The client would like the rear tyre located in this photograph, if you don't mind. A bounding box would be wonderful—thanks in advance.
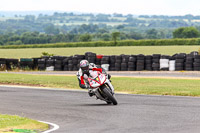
[102,86,118,105]
[106,101,112,104]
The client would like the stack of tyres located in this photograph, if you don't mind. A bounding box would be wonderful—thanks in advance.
[46,59,55,67]
[190,51,198,57]
[85,52,96,64]
[52,56,67,60]
[101,56,110,64]
[73,55,85,71]
[6,59,19,70]
[63,57,69,71]
[54,59,63,71]
[42,56,50,60]
[53,56,67,71]
[185,54,194,71]
[20,58,34,70]
[193,55,200,71]
[33,58,41,69]
[38,59,46,70]
[109,55,116,71]
[0,58,6,70]
[136,54,145,71]
[160,55,170,71]
[101,56,110,71]
[77,54,85,64]
[121,55,129,71]
[145,55,152,71]
[72,56,78,71]
[46,58,55,71]
[0,58,6,65]
[128,55,136,71]
[169,54,176,71]
[115,55,122,71]
[67,56,73,71]
[175,53,186,71]
[63,56,72,71]
[152,54,160,71]
[169,60,175,71]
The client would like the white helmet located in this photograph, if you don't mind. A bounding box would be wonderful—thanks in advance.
[79,60,89,72]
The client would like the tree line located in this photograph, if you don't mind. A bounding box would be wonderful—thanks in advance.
[0,26,199,45]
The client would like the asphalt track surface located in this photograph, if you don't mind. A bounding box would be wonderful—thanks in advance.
[1,85,200,133]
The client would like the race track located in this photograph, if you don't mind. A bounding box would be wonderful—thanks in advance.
[0,85,200,133]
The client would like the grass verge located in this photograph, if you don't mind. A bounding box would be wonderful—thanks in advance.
[0,46,199,58]
[0,73,200,97]
[0,114,48,133]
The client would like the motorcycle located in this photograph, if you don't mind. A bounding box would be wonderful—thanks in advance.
[87,71,118,105]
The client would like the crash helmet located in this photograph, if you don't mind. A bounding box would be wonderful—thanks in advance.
[79,60,89,73]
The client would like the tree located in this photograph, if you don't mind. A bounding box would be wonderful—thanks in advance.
[173,27,200,38]
[128,32,144,40]
[116,25,124,29]
[79,34,92,42]
[44,25,60,35]
[112,32,120,44]
[0,40,3,45]
[101,33,111,41]
[146,29,158,39]
[24,15,35,21]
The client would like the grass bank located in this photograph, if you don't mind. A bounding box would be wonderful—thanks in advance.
[0,73,200,97]
[0,46,199,58]
[0,114,48,132]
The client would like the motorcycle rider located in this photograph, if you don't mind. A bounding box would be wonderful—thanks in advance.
[76,60,111,96]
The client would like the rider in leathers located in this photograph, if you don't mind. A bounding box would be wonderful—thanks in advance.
[76,60,111,96]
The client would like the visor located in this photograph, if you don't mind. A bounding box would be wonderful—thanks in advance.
[81,66,89,71]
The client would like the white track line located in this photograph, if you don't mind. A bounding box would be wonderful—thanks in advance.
[39,121,59,133]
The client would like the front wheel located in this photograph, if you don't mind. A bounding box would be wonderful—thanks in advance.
[102,86,118,105]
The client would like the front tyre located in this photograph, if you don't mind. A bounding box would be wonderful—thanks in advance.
[102,86,118,105]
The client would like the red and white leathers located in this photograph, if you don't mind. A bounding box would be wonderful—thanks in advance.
[76,63,104,89]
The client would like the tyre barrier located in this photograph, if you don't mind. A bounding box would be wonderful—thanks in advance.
[0,58,7,71]
[20,58,34,70]
[1,51,200,71]
[169,60,175,71]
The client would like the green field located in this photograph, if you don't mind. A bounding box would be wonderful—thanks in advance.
[1,73,200,97]
[0,114,48,132]
[0,46,199,58]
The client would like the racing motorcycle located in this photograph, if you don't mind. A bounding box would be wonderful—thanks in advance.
[87,71,118,105]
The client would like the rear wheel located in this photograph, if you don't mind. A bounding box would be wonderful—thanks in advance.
[102,86,118,105]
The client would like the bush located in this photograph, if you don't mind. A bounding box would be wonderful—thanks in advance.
[0,38,200,49]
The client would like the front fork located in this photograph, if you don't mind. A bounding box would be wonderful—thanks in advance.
[105,79,115,94]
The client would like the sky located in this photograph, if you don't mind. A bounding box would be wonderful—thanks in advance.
[0,0,200,16]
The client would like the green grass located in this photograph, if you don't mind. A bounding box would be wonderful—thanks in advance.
[0,73,78,89]
[113,77,200,96]
[0,114,48,132]
[0,45,199,58]
[1,73,200,97]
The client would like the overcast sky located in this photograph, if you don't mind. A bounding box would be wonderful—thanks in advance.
[0,0,200,16]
